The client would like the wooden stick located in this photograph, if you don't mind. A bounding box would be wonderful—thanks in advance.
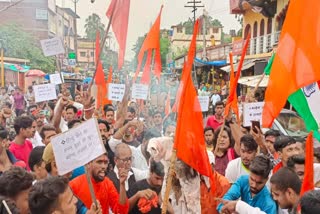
[161,149,177,214]
[84,165,97,206]
[2,200,12,214]
[252,73,266,99]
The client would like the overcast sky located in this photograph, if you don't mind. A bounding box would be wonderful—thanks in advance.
[58,0,241,60]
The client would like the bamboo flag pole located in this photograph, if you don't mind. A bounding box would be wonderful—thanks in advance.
[251,73,266,99]
[84,165,97,206]
[161,149,177,214]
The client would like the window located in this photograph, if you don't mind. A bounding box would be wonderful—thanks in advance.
[90,52,94,57]
[177,26,182,33]
[212,28,219,34]
[80,52,86,57]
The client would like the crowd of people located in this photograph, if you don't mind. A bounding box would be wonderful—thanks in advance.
[0,80,319,214]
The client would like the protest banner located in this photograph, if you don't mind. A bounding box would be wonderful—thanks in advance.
[40,37,65,57]
[108,83,125,101]
[33,84,57,103]
[49,73,64,85]
[132,83,149,100]
[243,102,265,127]
[50,118,106,175]
[198,96,210,112]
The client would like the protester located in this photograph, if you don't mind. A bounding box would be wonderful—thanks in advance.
[300,190,320,214]
[127,160,166,214]
[28,146,48,180]
[225,134,258,183]
[65,105,79,123]
[273,136,300,173]
[204,126,214,151]
[0,167,34,214]
[70,154,129,214]
[104,106,115,125]
[217,155,276,213]
[13,87,25,117]
[206,101,224,129]
[152,111,163,134]
[163,121,176,137]
[264,129,281,165]
[28,176,78,214]
[210,89,221,107]
[9,116,35,170]
[270,167,301,213]
[97,119,114,170]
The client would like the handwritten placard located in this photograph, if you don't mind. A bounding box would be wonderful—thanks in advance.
[51,118,106,175]
[132,84,149,100]
[40,37,65,57]
[49,73,64,85]
[243,102,265,127]
[108,83,125,101]
[198,96,210,112]
[33,84,57,103]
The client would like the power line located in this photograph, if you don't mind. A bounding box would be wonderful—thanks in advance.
[0,0,24,13]
[184,0,204,23]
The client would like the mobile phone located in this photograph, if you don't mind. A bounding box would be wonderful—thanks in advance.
[251,121,260,133]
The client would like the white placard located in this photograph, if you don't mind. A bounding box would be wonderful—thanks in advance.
[198,96,210,112]
[108,83,125,101]
[243,102,265,127]
[49,73,64,85]
[33,84,57,103]
[40,37,65,57]
[51,118,106,175]
[132,84,149,100]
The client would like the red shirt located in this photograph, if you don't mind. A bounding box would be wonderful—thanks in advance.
[9,139,33,171]
[273,162,283,174]
[206,115,223,130]
[70,174,129,214]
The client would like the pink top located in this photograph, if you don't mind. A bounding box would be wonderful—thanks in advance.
[13,93,24,110]
[9,139,33,171]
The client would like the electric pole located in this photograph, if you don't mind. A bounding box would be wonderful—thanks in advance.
[184,0,204,24]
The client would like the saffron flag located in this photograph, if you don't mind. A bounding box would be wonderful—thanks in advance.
[133,6,163,84]
[106,0,130,70]
[300,132,314,196]
[262,0,320,128]
[174,19,211,177]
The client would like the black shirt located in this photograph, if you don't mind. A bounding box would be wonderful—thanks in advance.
[127,179,162,214]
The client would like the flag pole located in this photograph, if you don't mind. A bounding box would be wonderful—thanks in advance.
[90,0,117,88]
[251,73,266,100]
[161,149,177,214]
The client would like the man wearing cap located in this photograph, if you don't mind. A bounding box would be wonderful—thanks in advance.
[272,136,300,174]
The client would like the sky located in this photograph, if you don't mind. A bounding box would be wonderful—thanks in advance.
[58,0,241,60]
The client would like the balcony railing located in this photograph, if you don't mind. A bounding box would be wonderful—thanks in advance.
[248,31,281,55]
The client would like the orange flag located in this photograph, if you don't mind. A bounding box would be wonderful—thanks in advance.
[262,0,320,127]
[224,34,250,119]
[174,19,211,177]
[224,52,239,121]
[300,132,314,196]
[165,93,171,116]
[133,6,163,83]
[106,0,130,70]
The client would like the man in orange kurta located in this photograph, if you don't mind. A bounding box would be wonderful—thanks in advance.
[70,154,129,214]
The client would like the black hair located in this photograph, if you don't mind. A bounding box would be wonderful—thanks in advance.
[127,106,136,114]
[270,167,301,194]
[0,167,34,198]
[67,119,82,129]
[274,136,296,152]
[152,111,162,117]
[97,119,110,132]
[4,102,12,109]
[150,159,165,177]
[300,190,320,214]
[0,126,8,140]
[13,116,34,135]
[143,128,162,142]
[204,126,214,134]
[103,104,114,113]
[264,129,281,138]
[249,155,273,179]
[65,105,78,114]
[27,105,38,114]
[28,146,45,172]
[29,176,70,214]
[163,121,176,134]
[240,134,258,152]
[213,126,235,150]
[287,155,305,169]
[39,125,56,139]
[215,101,224,107]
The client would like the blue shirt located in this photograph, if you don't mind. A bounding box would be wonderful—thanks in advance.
[217,175,276,214]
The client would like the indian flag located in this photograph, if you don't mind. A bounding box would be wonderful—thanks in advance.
[288,82,320,141]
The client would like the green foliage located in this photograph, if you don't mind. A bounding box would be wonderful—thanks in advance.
[84,13,106,40]
[160,36,170,67]
[0,24,55,73]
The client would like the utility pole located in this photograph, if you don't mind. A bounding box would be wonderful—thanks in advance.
[71,0,79,66]
[202,9,207,60]
[184,0,204,24]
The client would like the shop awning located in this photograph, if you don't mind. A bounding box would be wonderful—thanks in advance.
[194,58,227,67]
[220,59,256,73]
[238,74,269,87]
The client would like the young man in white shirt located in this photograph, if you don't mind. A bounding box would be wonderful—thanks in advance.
[225,134,258,183]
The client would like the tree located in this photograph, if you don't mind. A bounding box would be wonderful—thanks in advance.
[0,24,55,72]
[84,13,105,41]
[160,36,170,67]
